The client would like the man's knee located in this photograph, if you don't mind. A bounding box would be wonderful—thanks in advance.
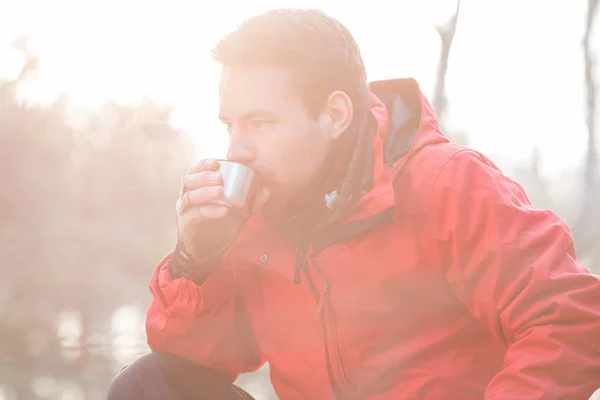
[107,352,254,400]
[107,353,165,399]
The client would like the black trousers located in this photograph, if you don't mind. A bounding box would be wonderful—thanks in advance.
[107,352,256,400]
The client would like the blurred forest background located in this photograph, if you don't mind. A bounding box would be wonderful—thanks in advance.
[1,1,599,399]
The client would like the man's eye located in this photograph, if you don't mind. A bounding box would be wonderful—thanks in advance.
[249,120,269,130]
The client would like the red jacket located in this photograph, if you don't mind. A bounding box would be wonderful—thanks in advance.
[146,79,600,399]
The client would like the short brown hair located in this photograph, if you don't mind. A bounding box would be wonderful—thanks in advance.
[212,9,370,117]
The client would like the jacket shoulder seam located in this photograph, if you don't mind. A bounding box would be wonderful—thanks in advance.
[425,147,475,209]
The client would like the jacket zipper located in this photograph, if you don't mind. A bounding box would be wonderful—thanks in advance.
[315,277,328,318]
[317,277,352,395]
[295,250,352,395]
[294,246,307,284]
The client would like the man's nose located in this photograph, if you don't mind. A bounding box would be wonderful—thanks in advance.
[226,129,255,165]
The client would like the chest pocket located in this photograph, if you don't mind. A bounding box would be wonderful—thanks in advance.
[309,214,463,386]
[312,217,443,324]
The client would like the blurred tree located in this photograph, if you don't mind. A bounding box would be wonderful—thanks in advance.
[432,0,460,123]
[0,37,195,398]
[572,0,600,272]
[431,0,469,146]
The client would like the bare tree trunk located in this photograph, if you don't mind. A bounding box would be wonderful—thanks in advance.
[583,0,598,193]
[433,0,462,126]
[575,0,599,270]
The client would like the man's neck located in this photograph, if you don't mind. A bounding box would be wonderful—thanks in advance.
[267,108,372,241]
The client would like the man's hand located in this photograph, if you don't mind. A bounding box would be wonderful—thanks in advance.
[176,159,269,262]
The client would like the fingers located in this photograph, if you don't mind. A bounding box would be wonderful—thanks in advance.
[180,159,220,196]
[184,170,223,190]
[179,185,224,213]
[188,158,219,174]
[176,159,232,242]
[198,204,229,219]
[177,205,229,234]
[177,159,272,236]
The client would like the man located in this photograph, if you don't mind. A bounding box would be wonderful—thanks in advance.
[108,8,600,400]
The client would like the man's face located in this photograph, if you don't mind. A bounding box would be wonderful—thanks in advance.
[218,65,333,213]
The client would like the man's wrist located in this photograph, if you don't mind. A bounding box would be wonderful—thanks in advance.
[168,240,191,278]
[168,239,229,284]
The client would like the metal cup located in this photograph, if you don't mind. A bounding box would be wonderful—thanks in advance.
[213,160,261,211]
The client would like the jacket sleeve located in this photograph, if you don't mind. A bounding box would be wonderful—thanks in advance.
[145,251,264,382]
[430,149,600,399]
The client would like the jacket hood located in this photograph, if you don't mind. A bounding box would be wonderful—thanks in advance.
[232,78,449,262]
[294,77,450,237]
[327,78,449,225]
[366,78,448,191]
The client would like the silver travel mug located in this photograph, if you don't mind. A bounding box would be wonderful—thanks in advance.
[213,160,262,212]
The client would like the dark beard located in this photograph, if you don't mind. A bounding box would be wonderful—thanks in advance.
[264,108,375,243]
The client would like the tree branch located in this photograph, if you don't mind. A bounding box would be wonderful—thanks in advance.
[433,0,462,125]
[575,0,600,270]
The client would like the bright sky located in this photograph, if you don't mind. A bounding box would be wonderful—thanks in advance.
[1,0,597,179]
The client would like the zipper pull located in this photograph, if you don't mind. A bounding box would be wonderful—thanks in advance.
[316,278,330,319]
[294,248,305,284]
[323,277,330,292]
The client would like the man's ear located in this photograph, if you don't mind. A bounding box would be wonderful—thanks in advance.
[319,91,354,140]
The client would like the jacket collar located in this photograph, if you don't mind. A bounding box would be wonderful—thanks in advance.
[230,78,448,266]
